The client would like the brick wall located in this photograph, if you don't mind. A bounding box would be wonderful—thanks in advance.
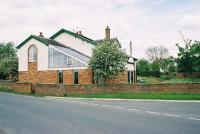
[65,83,200,95]
[19,63,96,84]
[0,80,31,93]
[63,70,74,84]
[107,71,128,84]
[79,69,93,84]
[34,84,65,96]
[176,72,200,78]
[19,62,58,83]
[19,63,129,85]
[1,80,200,96]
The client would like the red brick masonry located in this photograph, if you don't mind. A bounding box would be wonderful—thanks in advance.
[18,62,128,84]
[1,80,200,96]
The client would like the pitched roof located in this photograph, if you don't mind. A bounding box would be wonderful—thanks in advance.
[49,28,97,45]
[16,34,90,61]
[16,35,67,49]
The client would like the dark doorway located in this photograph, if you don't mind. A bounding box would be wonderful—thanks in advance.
[58,70,63,83]
[74,70,79,84]
[128,71,133,84]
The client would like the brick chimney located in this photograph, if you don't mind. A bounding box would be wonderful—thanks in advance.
[78,31,82,35]
[39,32,44,37]
[76,31,82,35]
[105,26,110,40]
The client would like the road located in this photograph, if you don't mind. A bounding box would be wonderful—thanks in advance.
[0,92,200,134]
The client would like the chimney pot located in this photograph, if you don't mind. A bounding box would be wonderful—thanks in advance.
[39,32,44,37]
[105,26,110,40]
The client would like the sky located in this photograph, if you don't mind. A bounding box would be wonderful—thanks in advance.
[0,0,200,58]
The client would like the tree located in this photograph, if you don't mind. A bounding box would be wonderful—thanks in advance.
[161,57,177,74]
[0,42,18,80]
[176,40,200,73]
[146,45,174,74]
[88,40,127,84]
[150,61,161,77]
[146,45,169,62]
[136,59,150,77]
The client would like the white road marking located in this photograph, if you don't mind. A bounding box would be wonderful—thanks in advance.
[128,108,141,112]
[113,106,127,110]
[101,105,112,108]
[49,98,200,122]
[91,103,100,106]
[145,111,162,115]
[163,114,181,118]
[188,118,200,121]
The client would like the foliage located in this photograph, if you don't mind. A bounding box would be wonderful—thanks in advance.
[146,45,176,75]
[138,76,200,84]
[88,40,127,84]
[146,45,169,62]
[136,59,150,77]
[160,75,171,80]
[176,40,200,73]
[137,58,176,77]
[150,61,161,77]
[137,76,161,84]
[161,57,177,74]
[0,42,18,80]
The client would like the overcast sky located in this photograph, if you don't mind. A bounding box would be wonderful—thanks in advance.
[0,0,200,58]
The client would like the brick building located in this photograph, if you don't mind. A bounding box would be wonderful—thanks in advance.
[17,26,137,84]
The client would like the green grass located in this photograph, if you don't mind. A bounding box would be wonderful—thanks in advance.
[138,76,160,84]
[162,78,200,83]
[68,92,200,100]
[138,76,200,84]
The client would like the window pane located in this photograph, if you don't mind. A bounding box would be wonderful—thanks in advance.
[48,47,86,68]
[58,71,63,83]
[29,45,37,62]
[74,70,79,84]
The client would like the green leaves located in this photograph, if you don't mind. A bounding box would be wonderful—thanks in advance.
[176,40,200,73]
[88,40,127,84]
[136,59,150,77]
[0,42,18,80]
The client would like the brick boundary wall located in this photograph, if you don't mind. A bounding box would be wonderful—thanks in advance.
[65,83,200,95]
[1,80,200,96]
[0,80,32,93]
[176,72,200,78]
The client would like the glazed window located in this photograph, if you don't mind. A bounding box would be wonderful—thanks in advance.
[74,70,79,84]
[58,70,63,83]
[28,45,37,62]
[48,47,86,68]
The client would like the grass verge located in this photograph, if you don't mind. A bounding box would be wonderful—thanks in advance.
[1,87,200,100]
[68,92,200,100]
[138,76,200,84]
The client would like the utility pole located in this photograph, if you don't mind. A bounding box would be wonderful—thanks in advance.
[129,41,137,83]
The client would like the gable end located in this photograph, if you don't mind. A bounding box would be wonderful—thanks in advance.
[50,28,97,45]
[16,35,49,49]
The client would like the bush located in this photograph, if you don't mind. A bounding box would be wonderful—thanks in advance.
[160,75,171,80]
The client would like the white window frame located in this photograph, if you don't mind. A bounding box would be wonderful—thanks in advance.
[28,45,37,62]
[48,45,88,69]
